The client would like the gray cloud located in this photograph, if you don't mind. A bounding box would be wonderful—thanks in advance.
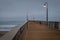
[0,0,60,22]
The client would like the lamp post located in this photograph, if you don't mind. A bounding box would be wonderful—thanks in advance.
[26,13,28,21]
[43,2,48,25]
[26,11,28,29]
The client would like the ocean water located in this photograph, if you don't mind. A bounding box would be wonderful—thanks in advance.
[0,21,25,31]
[0,25,16,31]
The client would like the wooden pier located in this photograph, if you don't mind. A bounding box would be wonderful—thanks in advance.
[0,21,60,40]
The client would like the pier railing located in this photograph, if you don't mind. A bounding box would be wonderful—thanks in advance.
[0,21,28,40]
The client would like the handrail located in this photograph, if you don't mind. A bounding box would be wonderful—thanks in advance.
[0,21,27,40]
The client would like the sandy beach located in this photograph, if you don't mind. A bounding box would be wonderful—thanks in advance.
[0,31,8,37]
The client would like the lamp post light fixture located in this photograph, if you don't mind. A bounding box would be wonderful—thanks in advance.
[43,2,48,25]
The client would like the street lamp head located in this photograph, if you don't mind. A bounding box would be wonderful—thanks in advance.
[43,2,48,7]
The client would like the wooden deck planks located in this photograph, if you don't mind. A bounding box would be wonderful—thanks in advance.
[24,21,60,40]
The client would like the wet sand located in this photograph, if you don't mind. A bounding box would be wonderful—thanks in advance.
[0,31,8,37]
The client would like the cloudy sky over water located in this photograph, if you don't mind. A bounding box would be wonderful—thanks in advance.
[0,0,60,21]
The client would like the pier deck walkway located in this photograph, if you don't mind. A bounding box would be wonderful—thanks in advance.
[24,21,60,40]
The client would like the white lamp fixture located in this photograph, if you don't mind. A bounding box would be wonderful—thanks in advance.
[43,2,48,7]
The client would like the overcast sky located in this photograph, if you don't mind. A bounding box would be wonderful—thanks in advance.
[0,0,60,21]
